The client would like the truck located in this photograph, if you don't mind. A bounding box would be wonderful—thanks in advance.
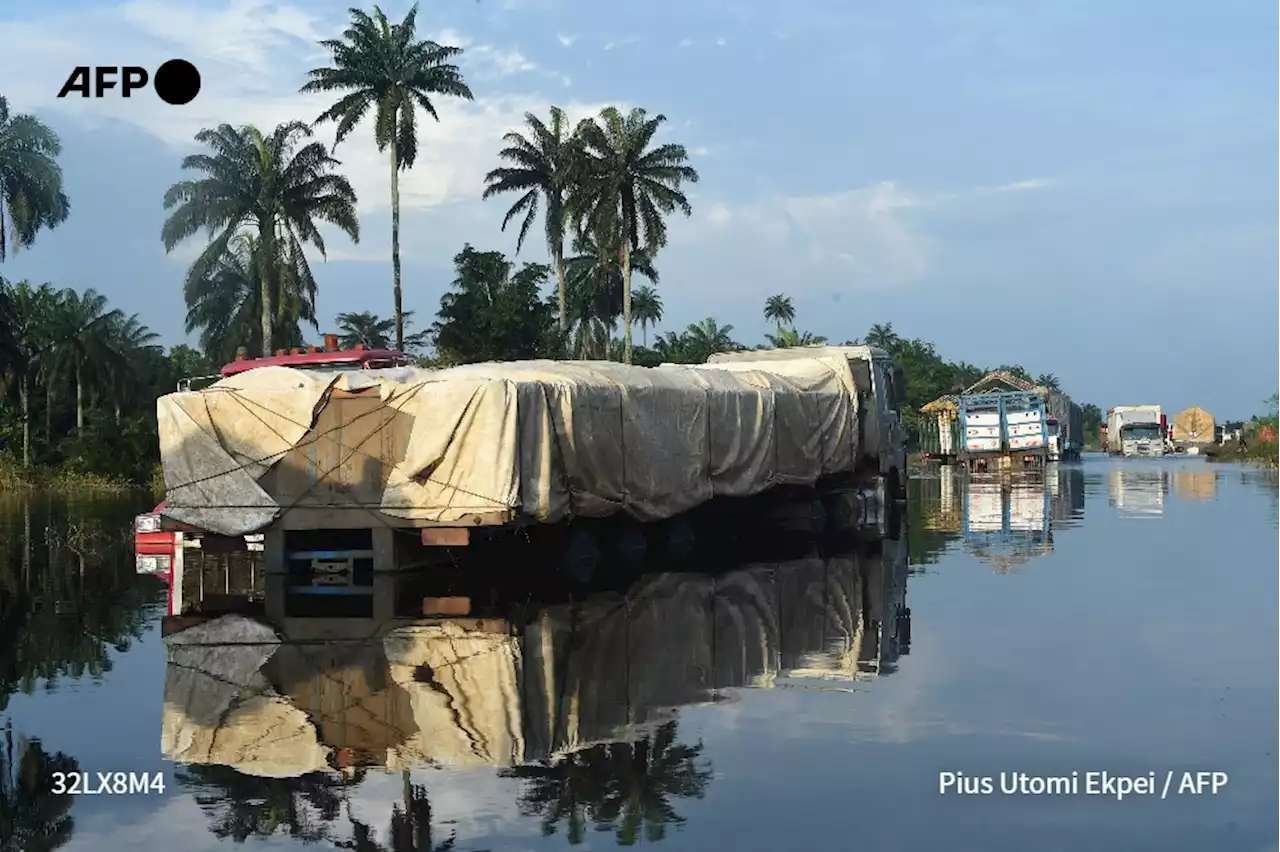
[1105,405,1165,457]
[133,335,411,612]
[957,391,1050,471]
[1171,406,1216,453]
[139,342,907,629]
[918,396,961,463]
[1040,390,1084,461]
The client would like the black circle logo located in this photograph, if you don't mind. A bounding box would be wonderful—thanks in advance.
[154,59,201,106]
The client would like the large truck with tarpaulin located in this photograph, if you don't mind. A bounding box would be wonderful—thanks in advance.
[138,342,907,631]
[957,391,1050,472]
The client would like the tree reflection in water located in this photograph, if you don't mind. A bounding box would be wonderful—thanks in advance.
[342,771,486,852]
[0,502,157,712]
[179,765,361,843]
[501,721,713,846]
[0,719,78,852]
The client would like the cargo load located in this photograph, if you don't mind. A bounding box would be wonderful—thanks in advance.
[157,358,863,537]
[1171,406,1215,445]
[956,391,1050,470]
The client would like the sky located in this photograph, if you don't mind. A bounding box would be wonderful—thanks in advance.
[0,0,1275,417]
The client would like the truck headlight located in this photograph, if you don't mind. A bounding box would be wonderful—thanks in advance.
[136,554,172,573]
[135,514,162,533]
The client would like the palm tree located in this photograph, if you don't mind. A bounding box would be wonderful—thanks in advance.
[50,288,122,431]
[863,322,900,351]
[572,106,699,364]
[103,313,160,423]
[764,327,827,348]
[161,122,360,357]
[563,223,658,358]
[0,96,71,262]
[302,3,474,352]
[181,231,311,363]
[335,309,429,354]
[763,294,794,333]
[483,106,579,334]
[0,280,59,467]
[1034,373,1061,392]
[653,317,738,364]
[630,284,662,347]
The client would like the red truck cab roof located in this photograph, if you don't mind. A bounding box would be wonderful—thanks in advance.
[220,347,409,377]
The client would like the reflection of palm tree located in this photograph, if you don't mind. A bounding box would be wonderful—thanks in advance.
[0,720,77,852]
[501,721,712,846]
[342,773,483,852]
[179,765,358,843]
[0,503,156,711]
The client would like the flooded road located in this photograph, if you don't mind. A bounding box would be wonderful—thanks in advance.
[1,456,1276,851]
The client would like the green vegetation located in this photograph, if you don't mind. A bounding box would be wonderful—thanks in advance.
[0,278,203,490]
[1206,393,1279,468]
[0,10,1252,484]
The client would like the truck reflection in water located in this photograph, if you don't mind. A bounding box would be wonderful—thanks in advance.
[963,474,1050,572]
[1173,469,1220,503]
[1108,468,1168,519]
[921,464,1084,573]
[161,518,910,848]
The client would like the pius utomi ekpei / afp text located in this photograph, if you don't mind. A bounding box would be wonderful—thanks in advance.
[939,770,1229,801]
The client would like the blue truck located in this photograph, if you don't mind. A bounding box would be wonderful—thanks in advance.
[957,391,1050,471]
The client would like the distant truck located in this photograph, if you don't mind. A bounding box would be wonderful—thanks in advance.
[1041,390,1083,461]
[958,391,1049,471]
[1171,406,1216,453]
[1106,405,1165,457]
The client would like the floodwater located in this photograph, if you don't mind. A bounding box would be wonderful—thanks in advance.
[1,455,1276,852]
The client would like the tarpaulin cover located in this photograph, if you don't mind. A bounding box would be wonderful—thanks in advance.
[157,358,860,536]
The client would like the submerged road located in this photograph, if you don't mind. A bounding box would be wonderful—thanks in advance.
[0,454,1275,851]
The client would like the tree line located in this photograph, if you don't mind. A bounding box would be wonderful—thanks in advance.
[1,3,1106,482]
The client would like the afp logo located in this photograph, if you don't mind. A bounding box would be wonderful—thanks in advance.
[57,59,201,106]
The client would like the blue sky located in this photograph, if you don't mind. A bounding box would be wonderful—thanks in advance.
[0,0,1275,417]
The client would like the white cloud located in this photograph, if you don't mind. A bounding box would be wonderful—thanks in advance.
[603,35,640,51]
[467,44,538,78]
[983,177,1060,194]
[0,2,605,227]
[556,33,577,47]
[678,37,694,48]
[674,177,1057,300]
[715,37,728,47]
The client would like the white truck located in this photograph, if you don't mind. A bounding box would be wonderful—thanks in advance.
[1106,405,1165,457]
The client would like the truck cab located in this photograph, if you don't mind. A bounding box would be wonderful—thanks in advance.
[1045,418,1061,462]
[133,336,410,605]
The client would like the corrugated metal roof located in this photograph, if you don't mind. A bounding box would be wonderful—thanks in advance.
[921,394,959,413]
